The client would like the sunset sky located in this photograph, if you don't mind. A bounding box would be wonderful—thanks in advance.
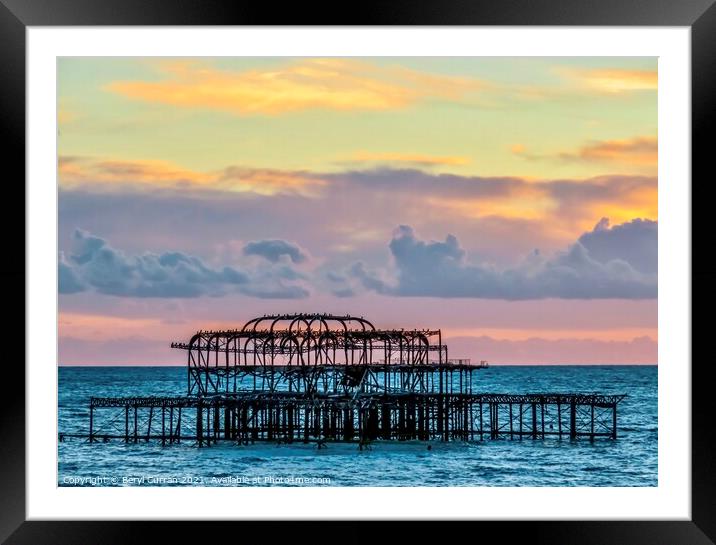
[58,57,658,365]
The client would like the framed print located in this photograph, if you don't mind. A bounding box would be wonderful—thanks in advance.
[3,0,713,543]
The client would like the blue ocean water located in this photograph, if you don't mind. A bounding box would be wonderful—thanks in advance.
[58,365,657,487]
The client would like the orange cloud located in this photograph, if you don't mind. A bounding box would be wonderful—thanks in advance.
[418,173,655,241]
[106,58,484,115]
[58,156,326,197]
[58,156,657,243]
[561,136,657,167]
[512,136,657,172]
[585,186,658,227]
[348,151,471,167]
[217,166,326,197]
[557,67,657,93]
[559,136,659,170]
[421,179,560,224]
[95,159,213,184]
[559,176,657,234]
[59,157,213,186]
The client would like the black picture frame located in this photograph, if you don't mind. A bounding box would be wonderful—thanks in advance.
[2,1,712,543]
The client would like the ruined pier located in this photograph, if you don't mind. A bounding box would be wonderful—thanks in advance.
[64,313,626,446]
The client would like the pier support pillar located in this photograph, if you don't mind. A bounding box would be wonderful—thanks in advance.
[197,403,203,447]
[89,406,94,443]
[224,408,231,440]
[479,402,483,440]
[557,402,562,437]
[612,404,618,439]
[509,403,513,439]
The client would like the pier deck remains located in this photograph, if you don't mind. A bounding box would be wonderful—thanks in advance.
[69,313,625,446]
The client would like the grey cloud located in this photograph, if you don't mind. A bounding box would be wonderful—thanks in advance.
[59,229,310,299]
[238,262,310,299]
[328,169,655,211]
[58,252,86,294]
[58,170,655,272]
[243,239,308,264]
[328,168,521,199]
[350,220,657,300]
[273,264,307,281]
[349,262,390,294]
[61,229,248,298]
[240,284,310,299]
[577,217,657,274]
[325,271,347,283]
[323,270,356,297]
[331,287,356,298]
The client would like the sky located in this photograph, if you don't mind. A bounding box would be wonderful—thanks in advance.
[57,57,658,365]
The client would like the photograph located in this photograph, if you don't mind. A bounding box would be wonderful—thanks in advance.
[56,56,659,488]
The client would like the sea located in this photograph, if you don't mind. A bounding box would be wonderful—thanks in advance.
[58,365,657,487]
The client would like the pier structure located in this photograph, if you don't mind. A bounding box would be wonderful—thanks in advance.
[75,392,625,446]
[69,313,626,447]
[172,313,472,397]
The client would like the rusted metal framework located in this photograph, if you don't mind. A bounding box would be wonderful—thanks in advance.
[64,393,625,446]
[69,313,626,446]
[172,313,465,397]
